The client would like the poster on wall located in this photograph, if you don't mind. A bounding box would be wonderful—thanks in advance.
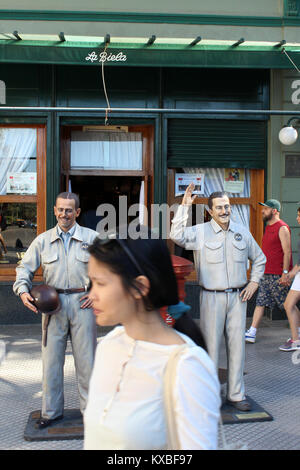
[175,173,204,196]
[224,168,244,193]
[6,172,37,194]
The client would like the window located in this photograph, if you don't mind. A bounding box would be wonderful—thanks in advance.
[167,167,264,279]
[0,128,37,195]
[0,125,46,280]
[285,154,300,177]
[70,130,143,170]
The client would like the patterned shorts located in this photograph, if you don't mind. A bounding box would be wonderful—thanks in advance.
[256,274,290,309]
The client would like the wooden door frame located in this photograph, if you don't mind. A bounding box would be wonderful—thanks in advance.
[0,124,47,281]
[60,124,154,225]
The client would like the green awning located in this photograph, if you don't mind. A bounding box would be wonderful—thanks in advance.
[0,34,300,68]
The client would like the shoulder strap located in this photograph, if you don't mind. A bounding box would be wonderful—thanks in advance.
[163,344,189,450]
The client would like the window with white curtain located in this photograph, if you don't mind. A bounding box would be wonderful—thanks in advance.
[70,130,143,170]
[183,167,250,228]
[0,128,37,195]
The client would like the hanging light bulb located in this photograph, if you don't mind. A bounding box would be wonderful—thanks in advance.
[278,126,298,145]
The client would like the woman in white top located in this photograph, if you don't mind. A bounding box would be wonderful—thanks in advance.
[280,206,300,351]
[84,227,221,450]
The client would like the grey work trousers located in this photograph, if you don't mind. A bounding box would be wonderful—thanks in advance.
[199,290,246,402]
[41,293,97,420]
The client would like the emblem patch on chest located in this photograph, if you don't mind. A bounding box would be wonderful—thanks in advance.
[234,233,243,241]
[81,242,89,250]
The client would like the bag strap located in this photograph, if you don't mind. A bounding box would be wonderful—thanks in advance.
[163,344,189,450]
[164,344,236,450]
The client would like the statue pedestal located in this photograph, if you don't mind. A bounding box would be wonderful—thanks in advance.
[24,409,83,441]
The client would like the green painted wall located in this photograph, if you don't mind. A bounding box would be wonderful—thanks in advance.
[2,0,300,42]
[269,69,300,262]
[0,0,284,16]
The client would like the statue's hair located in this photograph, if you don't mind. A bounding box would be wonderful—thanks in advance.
[208,191,230,209]
[56,192,80,209]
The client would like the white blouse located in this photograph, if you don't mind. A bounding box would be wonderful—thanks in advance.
[84,326,221,450]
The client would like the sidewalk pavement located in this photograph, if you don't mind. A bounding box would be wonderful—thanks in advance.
[0,320,299,450]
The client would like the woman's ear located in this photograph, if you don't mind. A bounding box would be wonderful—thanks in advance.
[132,275,150,299]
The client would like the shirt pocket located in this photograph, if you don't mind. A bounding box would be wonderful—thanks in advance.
[232,240,247,262]
[42,252,58,265]
[75,247,90,264]
[204,241,224,264]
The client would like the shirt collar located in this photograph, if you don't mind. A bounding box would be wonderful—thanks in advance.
[210,217,235,233]
[57,223,76,238]
[51,223,83,243]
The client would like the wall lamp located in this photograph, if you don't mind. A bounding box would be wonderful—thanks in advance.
[59,32,65,42]
[279,117,299,145]
[232,38,245,47]
[274,40,286,47]
[147,35,156,46]
[13,31,22,40]
[189,36,202,46]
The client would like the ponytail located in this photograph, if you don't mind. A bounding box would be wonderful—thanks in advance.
[174,312,207,351]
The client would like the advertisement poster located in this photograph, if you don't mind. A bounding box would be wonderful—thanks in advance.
[175,173,204,196]
[224,168,244,193]
[6,172,37,194]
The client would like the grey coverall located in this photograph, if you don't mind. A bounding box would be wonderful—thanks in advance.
[170,205,266,401]
[13,223,98,419]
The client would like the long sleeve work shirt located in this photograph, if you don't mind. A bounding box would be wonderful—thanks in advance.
[170,205,266,291]
[13,223,98,296]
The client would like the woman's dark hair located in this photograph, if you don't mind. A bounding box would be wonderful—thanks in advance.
[88,227,207,350]
[173,312,207,351]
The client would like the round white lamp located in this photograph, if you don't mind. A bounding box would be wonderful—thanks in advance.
[278,126,298,145]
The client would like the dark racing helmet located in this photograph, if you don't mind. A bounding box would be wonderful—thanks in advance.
[30,284,61,314]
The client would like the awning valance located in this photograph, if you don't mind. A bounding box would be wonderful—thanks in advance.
[0,35,300,68]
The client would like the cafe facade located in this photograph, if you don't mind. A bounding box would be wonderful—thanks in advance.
[1,1,300,323]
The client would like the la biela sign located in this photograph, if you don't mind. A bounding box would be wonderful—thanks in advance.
[85,51,127,63]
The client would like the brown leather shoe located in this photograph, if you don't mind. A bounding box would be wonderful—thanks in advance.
[226,399,251,412]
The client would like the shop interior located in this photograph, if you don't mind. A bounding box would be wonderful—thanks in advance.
[70,175,144,231]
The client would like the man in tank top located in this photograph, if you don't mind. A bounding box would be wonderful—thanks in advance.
[245,199,293,344]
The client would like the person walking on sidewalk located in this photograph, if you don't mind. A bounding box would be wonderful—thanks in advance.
[279,206,300,351]
[13,192,98,429]
[245,199,293,344]
[84,230,221,450]
[170,184,266,412]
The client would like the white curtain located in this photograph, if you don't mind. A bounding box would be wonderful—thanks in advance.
[70,131,143,170]
[183,167,250,228]
[0,128,36,195]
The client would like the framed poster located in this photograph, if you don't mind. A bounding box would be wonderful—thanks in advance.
[175,173,204,196]
[6,172,37,194]
[224,168,244,193]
